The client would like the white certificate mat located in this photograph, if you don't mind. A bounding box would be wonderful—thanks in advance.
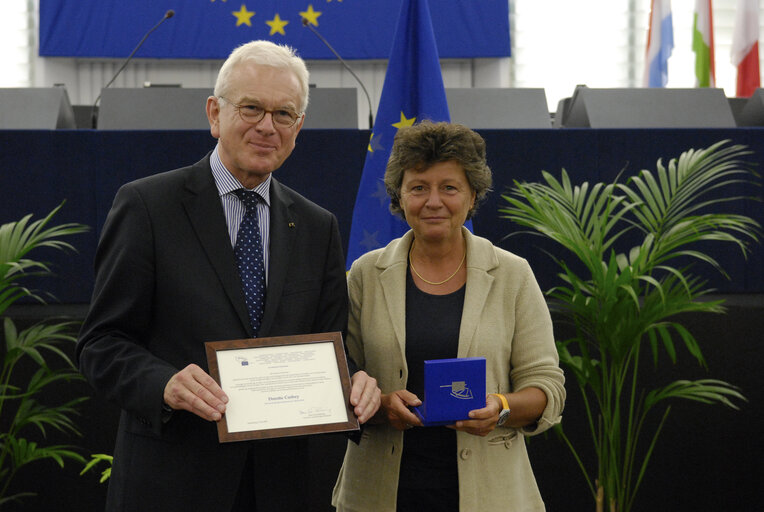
[205,332,359,442]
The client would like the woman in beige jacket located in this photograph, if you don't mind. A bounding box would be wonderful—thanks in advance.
[332,121,565,512]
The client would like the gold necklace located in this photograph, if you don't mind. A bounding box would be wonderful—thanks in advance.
[408,240,466,286]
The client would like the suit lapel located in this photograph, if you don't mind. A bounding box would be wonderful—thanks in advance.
[258,179,295,336]
[182,160,252,335]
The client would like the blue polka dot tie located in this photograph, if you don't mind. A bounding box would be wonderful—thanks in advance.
[233,189,266,335]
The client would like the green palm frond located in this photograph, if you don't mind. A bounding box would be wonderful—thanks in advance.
[2,437,85,470]
[0,204,91,504]
[499,140,761,512]
[0,202,88,316]
[646,379,746,410]
[12,394,86,437]
[80,453,113,483]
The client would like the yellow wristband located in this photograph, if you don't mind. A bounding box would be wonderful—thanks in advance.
[489,393,509,410]
[489,393,511,426]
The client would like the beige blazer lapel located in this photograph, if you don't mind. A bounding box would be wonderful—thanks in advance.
[458,228,499,357]
[376,231,413,359]
[375,229,499,359]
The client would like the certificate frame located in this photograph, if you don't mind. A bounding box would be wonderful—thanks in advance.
[205,331,359,443]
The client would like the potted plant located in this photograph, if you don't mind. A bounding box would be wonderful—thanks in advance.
[0,203,89,506]
[498,141,760,512]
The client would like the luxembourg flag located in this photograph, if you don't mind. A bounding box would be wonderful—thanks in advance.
[693,0,715,87]
[731,0,761,97]
[643,0,674,87]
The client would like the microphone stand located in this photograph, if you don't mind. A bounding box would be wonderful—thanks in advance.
[302,19,374,130]
[91,10,175,129]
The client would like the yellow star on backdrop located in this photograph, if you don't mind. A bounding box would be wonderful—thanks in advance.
[299,5,322,26]
[232,4,255,26]
[266,13,289,35]
[392,112,416,129]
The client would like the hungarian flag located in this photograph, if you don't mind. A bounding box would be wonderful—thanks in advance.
[644,0,674,87]
[731,0,761,97]
[693,0,715,87]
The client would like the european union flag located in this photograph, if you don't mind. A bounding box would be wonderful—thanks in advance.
[345,0,472,269]
[38,1,509,60]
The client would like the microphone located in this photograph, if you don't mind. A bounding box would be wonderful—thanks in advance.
[302,18,374,130]
[91,10,176,128]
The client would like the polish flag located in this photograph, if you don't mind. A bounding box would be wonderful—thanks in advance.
[644,0,674,87]
[731,0,761,97]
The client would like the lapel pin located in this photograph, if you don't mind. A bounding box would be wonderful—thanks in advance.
[288,222,296,228]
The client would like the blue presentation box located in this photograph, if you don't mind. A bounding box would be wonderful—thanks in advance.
[413,357,486,426]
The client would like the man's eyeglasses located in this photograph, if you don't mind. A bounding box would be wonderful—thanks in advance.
[218,97,303,128]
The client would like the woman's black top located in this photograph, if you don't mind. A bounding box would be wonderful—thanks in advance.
[398,268,465,492]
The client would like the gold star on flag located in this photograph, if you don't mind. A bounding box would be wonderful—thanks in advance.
[266,13,289,35]
[368,132,383,153]
[392,112,416,129]
[299,5,322,26]
[232,4,255,26]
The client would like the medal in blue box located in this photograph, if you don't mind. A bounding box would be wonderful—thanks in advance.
[413,357,486,426]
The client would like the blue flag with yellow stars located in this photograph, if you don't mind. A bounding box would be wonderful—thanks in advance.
[39,1,509,59]
[345,0,472,270]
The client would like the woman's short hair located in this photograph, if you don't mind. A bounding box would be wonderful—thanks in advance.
[214,40,310,113]
[384,120,493,219]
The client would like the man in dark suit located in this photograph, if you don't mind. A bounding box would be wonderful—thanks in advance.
[76,40,380,512]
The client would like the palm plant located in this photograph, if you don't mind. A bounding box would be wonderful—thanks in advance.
[0,203,89,506]
[80,453,113,483]
[498,141,761,512]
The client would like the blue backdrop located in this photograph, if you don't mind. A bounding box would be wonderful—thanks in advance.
[39,0,510,59]
[1,128,762,305]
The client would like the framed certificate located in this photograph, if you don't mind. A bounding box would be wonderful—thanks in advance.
[205,331,359,443]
